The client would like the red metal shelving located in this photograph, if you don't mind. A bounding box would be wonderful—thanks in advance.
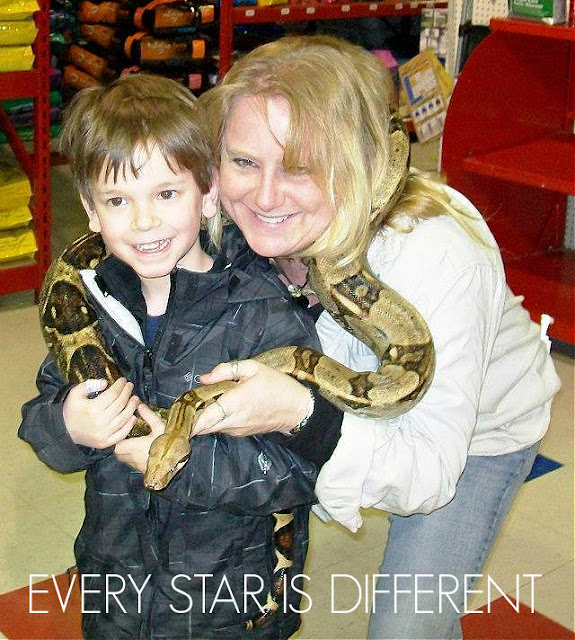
[218,0,448,74]
[442,18,574,345]
[0,0,51,299]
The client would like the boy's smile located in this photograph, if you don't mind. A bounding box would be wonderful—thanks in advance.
[83,144,217,313]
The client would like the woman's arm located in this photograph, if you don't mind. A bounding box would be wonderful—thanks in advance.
[314,215,508,528]
[315,263,504,526]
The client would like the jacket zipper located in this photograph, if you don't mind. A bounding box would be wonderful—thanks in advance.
[142,269,178,402]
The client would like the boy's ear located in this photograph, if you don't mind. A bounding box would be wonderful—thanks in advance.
[202,174,220,220]
[80,195,102,233]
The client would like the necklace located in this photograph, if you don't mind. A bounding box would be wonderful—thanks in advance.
[271,258,317,308]
[285,281,315,299]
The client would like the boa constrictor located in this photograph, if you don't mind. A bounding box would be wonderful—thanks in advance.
[39,114,434,629]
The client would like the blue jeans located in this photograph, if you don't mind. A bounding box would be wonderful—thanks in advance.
[368,442,540,640]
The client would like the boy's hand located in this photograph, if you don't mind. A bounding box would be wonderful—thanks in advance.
[114,404,166,474]
[63,378,140,449]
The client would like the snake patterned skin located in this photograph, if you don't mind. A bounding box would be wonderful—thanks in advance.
[38,114,434,629]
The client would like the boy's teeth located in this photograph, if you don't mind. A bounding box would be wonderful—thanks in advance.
[137,239,169,252]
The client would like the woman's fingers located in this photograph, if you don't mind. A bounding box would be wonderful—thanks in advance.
[193,366,311,437]
[199,359,258,385]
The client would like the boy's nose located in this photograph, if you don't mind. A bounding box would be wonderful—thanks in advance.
[131,203,160,231]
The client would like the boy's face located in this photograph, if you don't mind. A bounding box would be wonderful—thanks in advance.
[83,145,217,284]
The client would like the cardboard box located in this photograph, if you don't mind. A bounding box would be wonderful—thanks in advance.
[510,0,567,24]
[399,49,454,144]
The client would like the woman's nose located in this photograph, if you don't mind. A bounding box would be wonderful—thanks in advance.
[254,172,284,212]
[130,203,160,231]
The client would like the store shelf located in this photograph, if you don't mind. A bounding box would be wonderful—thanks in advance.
[218,0,448,73]
[442,18,574,344]
[490,17,575,40]
[462,134,575,194]
[505,251,575,345]
[230,0,444,24]
[0,0,51,299]
[0,70,43,99]
[0,261,39,296]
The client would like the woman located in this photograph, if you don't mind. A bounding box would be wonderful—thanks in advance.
[179,35,560,638]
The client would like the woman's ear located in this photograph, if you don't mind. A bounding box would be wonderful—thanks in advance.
[80,195,102,233]
[202,173,220,220]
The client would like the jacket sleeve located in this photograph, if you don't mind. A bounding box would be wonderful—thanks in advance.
[156,296,332,514]
[18,355,113,473]
[157,434,318,515]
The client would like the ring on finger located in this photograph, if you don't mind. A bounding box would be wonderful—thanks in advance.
[230,361,240,381]
[214,399,228,421]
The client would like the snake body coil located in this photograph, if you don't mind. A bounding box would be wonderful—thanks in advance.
[39,115,434,629]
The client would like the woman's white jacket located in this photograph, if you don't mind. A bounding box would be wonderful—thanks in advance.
[314,187,561,532]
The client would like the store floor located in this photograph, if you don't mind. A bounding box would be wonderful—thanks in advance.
[0,141,573,639]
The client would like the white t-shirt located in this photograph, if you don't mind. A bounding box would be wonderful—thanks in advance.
[314,186,561,531]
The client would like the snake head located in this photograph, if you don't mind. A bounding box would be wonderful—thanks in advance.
[144,433,191,491]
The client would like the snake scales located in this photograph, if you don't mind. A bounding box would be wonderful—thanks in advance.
[39,114,434,629]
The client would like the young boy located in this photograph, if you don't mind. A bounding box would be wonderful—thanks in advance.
[19,74,322,640]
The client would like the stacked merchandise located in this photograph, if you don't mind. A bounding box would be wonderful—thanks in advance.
[0,0,64,142]
[61,0,219,97]
[0,160,37,264]
[0,0,38,73]
[124,0,219,94]
[0,90,63,143]
[50,0,81,105]
[64,0,134,93]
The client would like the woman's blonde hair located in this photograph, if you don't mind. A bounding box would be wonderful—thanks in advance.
[199,35,480,262]
[60,73,221,244]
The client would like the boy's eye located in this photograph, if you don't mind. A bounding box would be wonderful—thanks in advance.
[108,197,126,207]
[159,190,176,200]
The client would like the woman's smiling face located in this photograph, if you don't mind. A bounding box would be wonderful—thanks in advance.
[219,95,333,259]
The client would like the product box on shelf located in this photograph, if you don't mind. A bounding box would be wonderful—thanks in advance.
[0,0,39,22]
[0,19,37,46]
[510,0,567,23]
[0,226,37,263]
[398,48,454,143]
[0,161,35,261]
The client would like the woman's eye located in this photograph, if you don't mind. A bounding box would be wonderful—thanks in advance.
[107,197,125,207]
[159,190,176,200]
[233,158,255,169]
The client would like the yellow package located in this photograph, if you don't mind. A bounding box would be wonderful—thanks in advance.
[0,0,39,21]
[0,44,34,71]
[257,0,288,6]
[0,163,32,208]
[399,49,454,143]
[0,225,37,263]
[0,20,37,46]
[0,205,32,230]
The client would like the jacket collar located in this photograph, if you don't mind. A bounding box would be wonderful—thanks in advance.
[91,232,289,325]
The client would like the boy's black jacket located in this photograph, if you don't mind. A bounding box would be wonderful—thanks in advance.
[19,231,326,640]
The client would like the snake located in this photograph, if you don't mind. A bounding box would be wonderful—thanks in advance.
[39,113,434,629]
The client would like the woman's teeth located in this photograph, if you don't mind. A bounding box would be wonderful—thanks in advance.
[256,214,289,224]
[136,239,170,252]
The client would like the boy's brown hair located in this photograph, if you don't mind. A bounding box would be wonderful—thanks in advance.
[60,73,220,241]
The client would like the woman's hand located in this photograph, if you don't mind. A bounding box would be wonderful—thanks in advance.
[114,404,166,473]
[192,360,311,437]
[63,378,140,449]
